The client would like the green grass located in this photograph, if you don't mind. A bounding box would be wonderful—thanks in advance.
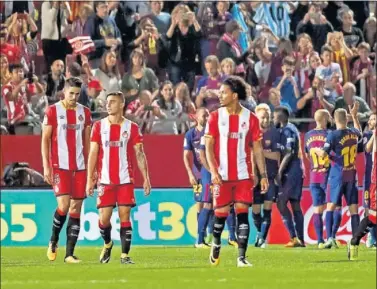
[1,246,376,289]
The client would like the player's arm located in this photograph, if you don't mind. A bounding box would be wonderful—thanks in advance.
[349,101,362,133]
[134,143,151,196]
[253,140,267,178]
[183,133,197,186]
[86,141,99,197]
[205,136,221,184]
[41,124,53,185]
[199,136,211,172]
[365,132,375,153]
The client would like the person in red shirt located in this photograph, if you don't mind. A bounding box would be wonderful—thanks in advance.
[86,91,151,265]
[42,77,92,264]
[204,76,268,267]
[0,24,21,65]
[2,64,44,134]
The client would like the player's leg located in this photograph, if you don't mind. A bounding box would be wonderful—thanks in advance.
[64,199,83,263]
[196,181,212,247]
[64,170,87,263]
[209,183,231,266]
[97,185,116,263]
[346,183,360,237]
[310,184,326,248]
[324,180,342,248]
[117,184,136,264]
[234,179,253,267]
[226,206,237,246]
[47,170,71,261]
[259,200,273,248]
[290,200,305,247]
[252,183,263,246]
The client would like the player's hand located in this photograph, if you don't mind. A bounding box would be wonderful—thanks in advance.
[143,178,151,196]
[189,174,198,186]
[43,167,53,185]
[253,175,259,187]
[260,177,269,194]
[211,171,222,185]
[86,178,95,197]
[349,101,359,118]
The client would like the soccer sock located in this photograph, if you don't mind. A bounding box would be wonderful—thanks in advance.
[236,208,250,258]
[66,213,80,257]
[207,210,214,235]
[99,221,112,245]
[313,213,324,243]
[331,208,342,238]
[277,200,296,239]
[197,208,211,244]
[325,211,334,239]
[351,214,360,237]
[120,221,132,255]
[226,207,236,241]
[370,226,377,244]
[351,217,375,246]
[261,209,272,240]
[293,209,304,242]
[252,212,262,234]
[212,212,227,246]
[50,208,67,243]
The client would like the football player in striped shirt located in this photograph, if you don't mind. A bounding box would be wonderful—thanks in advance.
[42,77,92,263]
[86,91,151,264]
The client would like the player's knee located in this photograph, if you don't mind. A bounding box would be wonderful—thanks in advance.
[252,204,261,214]
[234,203,249,212]
[118,206,131,222]
[263,201,272,211]
[349,204,358,215]
[326,203,337,211]
[69,200,83,215]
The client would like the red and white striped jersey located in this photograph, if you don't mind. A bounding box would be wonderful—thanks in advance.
[43,101,92,171]
[1,81,31,122]
[205,106,262,181]
[91,117,143,185]
[372,129,377,184]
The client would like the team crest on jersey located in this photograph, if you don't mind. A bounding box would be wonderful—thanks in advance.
[122,131,129,139]
[78,115,84,122]
[98,185,104,196]
[265,140,271,146]
[241,122,247,129]
[53,173,60,185]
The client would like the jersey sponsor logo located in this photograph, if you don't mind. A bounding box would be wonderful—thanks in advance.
[59,115,65,119]
[228,132,243,139]
[105,140,123,147]
[63,124,81,130]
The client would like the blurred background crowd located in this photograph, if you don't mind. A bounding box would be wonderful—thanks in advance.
[0,0,376,135]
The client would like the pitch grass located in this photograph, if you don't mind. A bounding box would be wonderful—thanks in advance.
[1,246,376,289]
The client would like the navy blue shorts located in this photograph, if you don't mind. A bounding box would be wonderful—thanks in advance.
[253,178,278,204]
[328,177,358,206]
[278,176,303,202]
[193,177,212,203]
[310,183,327,207]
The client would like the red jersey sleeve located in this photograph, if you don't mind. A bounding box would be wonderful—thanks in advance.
[84,107,92,127]
[249,112,262,142]
[90,121,101,144]
[2,84,12,100]
[130,122,143,146]
[43,105,57,126]
[205,111,219,138]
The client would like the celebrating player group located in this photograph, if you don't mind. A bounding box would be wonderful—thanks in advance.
[41,75,376,267]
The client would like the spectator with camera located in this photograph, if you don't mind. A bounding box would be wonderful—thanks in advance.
[166,4,201,92]
[2,64,44,134]
[273,56,301,114]
[84,1,122,69]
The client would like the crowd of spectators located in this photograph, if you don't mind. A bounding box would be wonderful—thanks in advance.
[0,1,376,135]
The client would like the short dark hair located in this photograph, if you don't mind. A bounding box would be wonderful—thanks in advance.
[274,106,290,119]
[321,45,333,54]
[106,91,125,103]
[94,1,107,11]
[68,62,82,77]
[9,64,23,72]
[222,76,247,101]
[65,77,83,89]
[283,56,295,66]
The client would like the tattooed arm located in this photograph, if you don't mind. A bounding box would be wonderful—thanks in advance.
[134,144,151,196]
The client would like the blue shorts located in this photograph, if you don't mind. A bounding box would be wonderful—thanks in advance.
[193,173,212,203]
[253,178,278,204]
[328,178,358,206]
[310,183,327,207]
[278,175,303,202]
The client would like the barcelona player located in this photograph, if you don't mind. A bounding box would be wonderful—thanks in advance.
[304,110,332,248]
[315,103,362,249]
[42,77,91,263]
[86,91,151,264]
[183,108,212,248]
[348,128,377,260]
[253,104,280,248]
[205,76,268,267]
[273,106,305,247]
